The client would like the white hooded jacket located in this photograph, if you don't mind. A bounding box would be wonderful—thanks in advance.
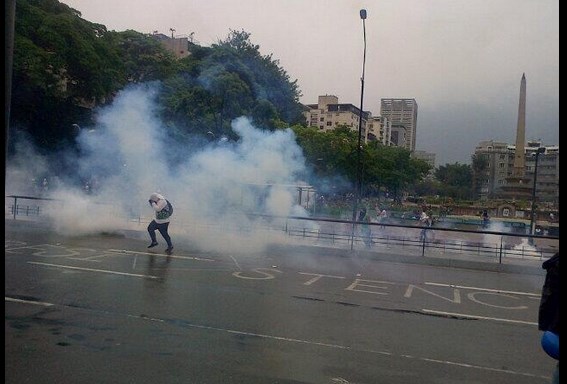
[149,193,172,224]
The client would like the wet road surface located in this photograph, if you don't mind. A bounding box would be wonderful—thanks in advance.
[5,220,555,383]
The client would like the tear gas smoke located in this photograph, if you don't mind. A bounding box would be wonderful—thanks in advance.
[6,83,318,253]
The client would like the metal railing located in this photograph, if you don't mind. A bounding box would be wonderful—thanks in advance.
[5,195,558,263]
[253,213,558,262]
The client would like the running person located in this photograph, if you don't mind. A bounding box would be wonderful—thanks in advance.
[147,192,174,255]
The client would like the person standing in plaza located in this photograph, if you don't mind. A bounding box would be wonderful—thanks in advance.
[147,192,174,255]
[358,207,372,247]
[378,207,388,229]
[419,209,431,242]
[481,209,490,228]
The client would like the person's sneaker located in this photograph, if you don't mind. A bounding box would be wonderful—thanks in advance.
[147,242,158,248]
[165,247,174,255]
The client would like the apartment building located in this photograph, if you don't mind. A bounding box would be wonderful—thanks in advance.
[390,124,407,148]
[380,98,418,151]
[474,140,559,203]
[303,95,371,142]
[367,115,392,145]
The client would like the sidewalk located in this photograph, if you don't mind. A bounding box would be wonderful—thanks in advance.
[5,217,547,277]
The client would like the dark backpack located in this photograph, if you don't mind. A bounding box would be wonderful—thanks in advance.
[157,199,173,220]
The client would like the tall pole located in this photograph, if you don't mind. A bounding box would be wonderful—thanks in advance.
[529,148,544,239]
[352,9,367,223]
[350,9,367,249]
[5,0,16,182]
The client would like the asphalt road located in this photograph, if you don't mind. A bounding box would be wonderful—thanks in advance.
[5,220,555,384]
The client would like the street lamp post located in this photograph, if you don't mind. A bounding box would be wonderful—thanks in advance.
[352,8,367,223]
[350,9,367,249]
[529,147,545,240]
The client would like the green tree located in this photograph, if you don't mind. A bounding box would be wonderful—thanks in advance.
[292,125,357,178]
[364,142,431,201]
[216,29,304,125]
[158,29,305,139]
[471,153,489,199]
[110,30,180,84]
[292,125,431,200]
[434,162,473,199]
[11,0,177,150]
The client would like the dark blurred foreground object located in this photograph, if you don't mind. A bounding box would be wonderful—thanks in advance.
[537,252,559,383]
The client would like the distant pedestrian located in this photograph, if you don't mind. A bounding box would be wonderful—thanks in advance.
[378,208,388,228]
[419,210,431,242]
[481,210,490,228]
[358,207,372,248]
[41,178,49,194]
[147,192,174,255]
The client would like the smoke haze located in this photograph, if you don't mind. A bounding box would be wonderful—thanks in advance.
[6,83,317,253]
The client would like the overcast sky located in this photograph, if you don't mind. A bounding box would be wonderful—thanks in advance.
[60,0,558,166]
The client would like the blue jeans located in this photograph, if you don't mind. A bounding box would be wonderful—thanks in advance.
[420,228,428,242]
[147,220,172,248]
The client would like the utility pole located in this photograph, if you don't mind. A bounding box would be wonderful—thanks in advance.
[350,9,367,249]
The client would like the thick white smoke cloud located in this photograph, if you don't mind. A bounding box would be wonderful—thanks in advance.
[6,83,317,253]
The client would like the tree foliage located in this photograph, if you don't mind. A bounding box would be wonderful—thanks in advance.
[10,0,474,203]
[433,162,474,199]
[11,0,179,151]
[292,125,431,199]
[471,153,489,198]
[157,29,304,139]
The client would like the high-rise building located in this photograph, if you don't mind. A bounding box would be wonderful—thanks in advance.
[380,99,418,152]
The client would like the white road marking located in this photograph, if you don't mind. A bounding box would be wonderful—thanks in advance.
[228,255,242,271]
[4,298,548,380]
[120,311,548,380]
[422,309,538,325]
[420,357,545,378]
[425,282,540,297]
[233,268,283,279]
[27,261,159,279]
[466,291,528,309]
[68,253,113,262]
[299,272,345,286]
[107,249,215,262]
[5,297,54,306]
[5,244,78,257]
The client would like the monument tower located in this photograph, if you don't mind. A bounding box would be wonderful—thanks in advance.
[499,73,532,200]
[512,73,527,177]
